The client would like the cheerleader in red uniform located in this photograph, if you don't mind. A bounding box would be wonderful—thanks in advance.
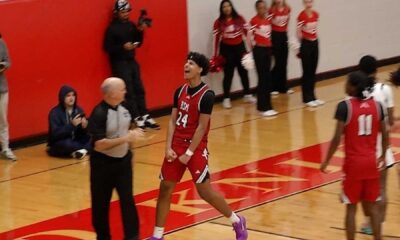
[249,0,277,116]
[213,0,256,109]
[297,0,324,107]
[269,0,293,95]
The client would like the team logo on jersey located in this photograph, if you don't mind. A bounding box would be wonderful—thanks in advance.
[180,101,189,111]
[360,102,370,108]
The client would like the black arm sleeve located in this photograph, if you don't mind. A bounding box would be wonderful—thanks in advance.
[199,90,215,114]
[88,105,108,142]
[334,101,348,122]
[173,86,183,108]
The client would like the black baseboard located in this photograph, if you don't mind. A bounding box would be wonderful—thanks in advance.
[10,55,400,149]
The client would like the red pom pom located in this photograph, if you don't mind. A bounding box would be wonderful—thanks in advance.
[209,55,225,73]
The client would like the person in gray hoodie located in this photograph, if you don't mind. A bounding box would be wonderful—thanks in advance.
[0,33,16,161]
[47,85,91,159]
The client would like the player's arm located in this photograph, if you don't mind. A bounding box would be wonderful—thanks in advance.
[321,101,347,173]
[320,120,345,173]
[379,103,389,169]
[165,108,178,159]
[165,87,181,160]
[385,85,395,126]
[94,134,133,151]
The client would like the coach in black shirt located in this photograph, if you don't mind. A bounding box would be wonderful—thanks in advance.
[88,77,144,240]
[104,0,159,130]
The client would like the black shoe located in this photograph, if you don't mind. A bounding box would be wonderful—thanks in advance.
[144,116,160,130]
[135,116,146,129]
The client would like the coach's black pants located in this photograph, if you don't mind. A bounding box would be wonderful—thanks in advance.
[220,42,250,99]
[271,31,289,93]
[111,59,148,119]
[253,46,273,111]
[90,151,139,240]
[300,39,319,103]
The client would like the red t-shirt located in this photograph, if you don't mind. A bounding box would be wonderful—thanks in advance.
[173,84,211,144]
[213,16,248,55]
[297,10,318,41]
[336,98,382,180]
[249,15,272,46]
[269,6,290,32]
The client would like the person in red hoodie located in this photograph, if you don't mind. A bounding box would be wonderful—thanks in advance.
[269,0,293,95]
[213,0,256,109]
[297,0,324,107]
[249,0,277,117]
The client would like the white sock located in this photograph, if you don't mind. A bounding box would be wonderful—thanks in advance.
[229,212,240,223]
[153,227,164,238]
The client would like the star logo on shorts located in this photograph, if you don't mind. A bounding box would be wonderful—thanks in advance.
[195,170,201,174]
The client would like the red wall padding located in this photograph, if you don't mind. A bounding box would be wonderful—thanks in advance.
[0,0,188,140]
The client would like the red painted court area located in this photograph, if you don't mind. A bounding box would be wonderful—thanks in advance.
[1,139,399,240]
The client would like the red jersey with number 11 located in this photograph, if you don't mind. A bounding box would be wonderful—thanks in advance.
[173,84,211,144]
[343,98,381,179]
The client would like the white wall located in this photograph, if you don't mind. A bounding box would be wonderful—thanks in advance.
[187,0,400,95]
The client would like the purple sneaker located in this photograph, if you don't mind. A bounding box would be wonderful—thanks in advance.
[232,215,248,240]
[149,237,164,240]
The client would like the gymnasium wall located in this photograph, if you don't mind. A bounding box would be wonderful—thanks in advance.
[187,0,400,94]
[0,0,188,140]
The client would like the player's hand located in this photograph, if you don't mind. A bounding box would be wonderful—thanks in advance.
[178,154,191,165]
[81,117,88,129]
[377,156,386,171]
[165,148,177,162]
[71,114,82,126]
[123,42,134,50]
[320,161,330,174]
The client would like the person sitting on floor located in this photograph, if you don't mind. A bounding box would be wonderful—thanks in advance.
[47,85,91,159]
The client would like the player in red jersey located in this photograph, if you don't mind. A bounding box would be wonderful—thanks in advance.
[149,52,248,240]
[269,0,293,95]
[213,0,255,109]
[321,71,388,240]
[297,0,324,108]
[249,0,277,117]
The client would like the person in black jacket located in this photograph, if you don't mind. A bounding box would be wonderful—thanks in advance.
[47,85,90,159]
[104,0,160,130]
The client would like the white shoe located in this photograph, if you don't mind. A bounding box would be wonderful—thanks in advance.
[1,148,17,161]
[243,94,256,103]
[72,149,88,160]
[222,98,232,109]
[314,99,325,105]
[305,101,319,108]
[270,91,279,96]
[286,89,295,94]
[260,110,278,117]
